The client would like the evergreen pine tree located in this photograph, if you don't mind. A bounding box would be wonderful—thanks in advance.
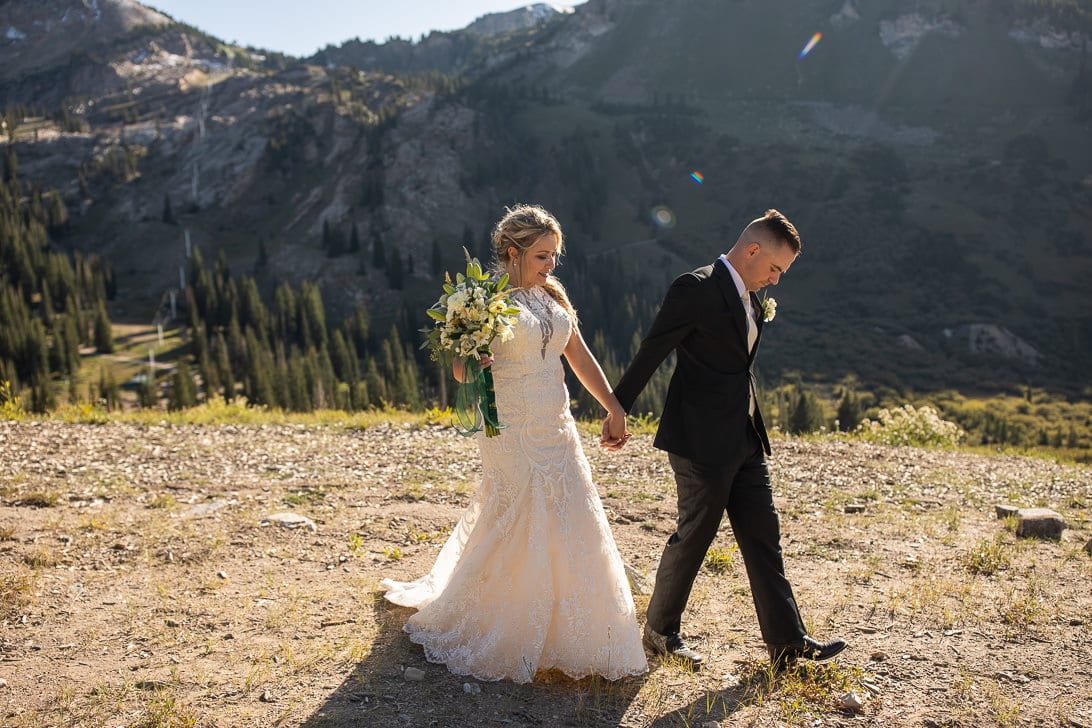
[836,389,862,432]
[299,282,328,350]
[30,378,55,413]
[62,315,80,375]
[287,346,310,411]
[93,301,113,353]
[273,340,290,409]
[214,331,235,401]
[46,191,68,229]
[199,351,219,401]
[138,375,158,408]
[364,356,387,406]
[788,383,825,434]
[244,328,276,407]
[168,358,197,410]
[97,367,121,410]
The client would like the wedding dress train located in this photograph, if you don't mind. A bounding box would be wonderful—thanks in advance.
[381,286,647,683]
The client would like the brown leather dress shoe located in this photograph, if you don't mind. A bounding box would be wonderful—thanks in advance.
[767,635,847,672]
[642,624,705,666]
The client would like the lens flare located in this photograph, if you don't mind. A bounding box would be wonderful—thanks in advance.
[798,32,822,59]
[690,171,704,184]
[651,205,676,228]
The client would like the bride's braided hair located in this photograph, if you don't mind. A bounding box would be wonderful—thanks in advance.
[492,204,577,322]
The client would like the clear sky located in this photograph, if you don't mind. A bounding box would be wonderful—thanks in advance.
[144,1,582,57]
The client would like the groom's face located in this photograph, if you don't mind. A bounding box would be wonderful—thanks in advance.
[739,239,797,292]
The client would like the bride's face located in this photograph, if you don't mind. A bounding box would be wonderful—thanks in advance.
[510,233,560,287]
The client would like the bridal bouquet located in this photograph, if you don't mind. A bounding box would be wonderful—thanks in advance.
[422,248,520,437]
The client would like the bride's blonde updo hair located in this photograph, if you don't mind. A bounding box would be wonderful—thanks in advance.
[492,203,577,322]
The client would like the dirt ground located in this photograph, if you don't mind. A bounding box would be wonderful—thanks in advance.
[0,419,1090,727]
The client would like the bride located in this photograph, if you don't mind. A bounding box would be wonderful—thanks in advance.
[381,204,648,683]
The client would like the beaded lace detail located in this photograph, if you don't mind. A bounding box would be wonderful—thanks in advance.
[514,287,555,359]
[381,285,647,683]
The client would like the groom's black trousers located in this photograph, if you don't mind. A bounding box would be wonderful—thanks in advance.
[645,426,807,646]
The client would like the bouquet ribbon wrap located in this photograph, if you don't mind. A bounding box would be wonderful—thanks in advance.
[453,348,501,437]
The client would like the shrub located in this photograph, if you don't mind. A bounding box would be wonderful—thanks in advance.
[0,380,25,421]
[855,404,964,447]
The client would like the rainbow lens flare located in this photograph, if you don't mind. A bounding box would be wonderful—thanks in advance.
[798,32,822,59]
[690,171,704,184]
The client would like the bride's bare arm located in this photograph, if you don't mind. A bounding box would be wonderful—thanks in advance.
[563,324,627,440]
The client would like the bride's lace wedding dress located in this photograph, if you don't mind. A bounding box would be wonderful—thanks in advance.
[381,285,648,683]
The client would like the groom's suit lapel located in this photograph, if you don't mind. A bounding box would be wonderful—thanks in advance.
[713,262,749,349]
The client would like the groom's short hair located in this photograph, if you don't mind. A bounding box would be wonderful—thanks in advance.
[748,209,801,253]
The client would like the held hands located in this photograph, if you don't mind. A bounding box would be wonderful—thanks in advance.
[600,410,631,451]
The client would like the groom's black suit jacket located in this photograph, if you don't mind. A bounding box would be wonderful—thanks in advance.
[614,260,771,463]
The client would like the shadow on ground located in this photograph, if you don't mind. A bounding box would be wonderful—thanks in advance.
[646,664,775,727]
[300,592,650,727]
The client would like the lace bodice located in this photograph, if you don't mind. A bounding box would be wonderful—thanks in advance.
[487,285,573,425]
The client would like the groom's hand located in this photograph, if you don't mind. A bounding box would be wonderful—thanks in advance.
[600,413,631,451]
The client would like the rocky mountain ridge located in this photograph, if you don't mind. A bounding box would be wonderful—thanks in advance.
[309,2,578,76]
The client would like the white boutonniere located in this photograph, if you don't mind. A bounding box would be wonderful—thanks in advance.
[760,295,777,323]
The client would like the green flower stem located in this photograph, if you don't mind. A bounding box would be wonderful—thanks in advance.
[479,347,500,437]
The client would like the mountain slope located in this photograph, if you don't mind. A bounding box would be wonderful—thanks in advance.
[2,0,1090,401]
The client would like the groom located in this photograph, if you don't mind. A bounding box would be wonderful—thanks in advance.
[606,209,846,672]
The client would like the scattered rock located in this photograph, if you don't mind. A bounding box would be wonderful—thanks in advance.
[840,691,866,711]
[996,671,1030,684]
[217,570,228,580]
[463,682,481,694]
[260,689,274,702]
[994,504,1019,519]
[0,678,8,689]
[1015,508,1065,540]
[184,500,229,518]
[870,650,889,661]
[165,618,180,628]
[844,503,867,513]
[261,512,318,532]
[1084,538,1092,555]
[403,666,425,681]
